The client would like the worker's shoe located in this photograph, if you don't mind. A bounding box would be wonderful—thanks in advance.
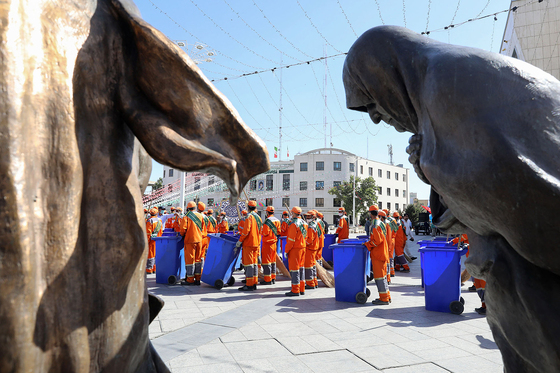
[299,291,305,295]
[390,274,395,277]
[468,285,477,292]
[272,279,276,284]
[181,280,195,286]
[305,285,315,290]
[285,291,299,297]
[238,285,255,291]
[260,280,272,285]
[372,299,390,305]
[193,280,201,286]
[402,269,410,273]
[410,256,417,260]
[241,279,246,284]
[475,307,487,315]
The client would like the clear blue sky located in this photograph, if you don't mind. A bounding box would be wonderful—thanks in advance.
[135,0,512,199]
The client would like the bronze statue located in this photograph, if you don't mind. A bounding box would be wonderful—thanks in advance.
[0,0,269,371]
[344,25,560,373]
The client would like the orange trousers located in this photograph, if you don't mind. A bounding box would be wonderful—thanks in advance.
[304,249,318,287]
[147,240,156,274]
[242,246,259,286]
[261,241,277,282]
[372,257,390,302]
[184,242,203,282]
[473,278,486,307]
[288,248,305,293]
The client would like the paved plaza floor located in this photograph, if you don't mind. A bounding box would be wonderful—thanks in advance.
[148,234,504,373]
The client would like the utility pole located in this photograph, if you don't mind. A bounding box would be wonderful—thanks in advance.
[179,171,185,210]
[353,156,357,228]
[323,44,327,148]
[388,144,394,165]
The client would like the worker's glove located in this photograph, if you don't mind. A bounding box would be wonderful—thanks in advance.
[235,241,242,248]
[151,234,157,239]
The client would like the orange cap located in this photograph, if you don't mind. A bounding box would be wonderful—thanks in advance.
[378,211,387,217]
[266,206,275,213]
[369,205,379,212]
[282,210,289,216]
[187,201,196,209]
[220,211,226,216]
[305,210,317,217]
[197,202,206,211]
[393,212,400,218]
[170,207,175,211]
[207,209,213,214]
[338,207,345,212]
[317,212,324,218]
[144,208,148,213]
[248,200,257,207]
[241,210,248,216]
[149,207,158,215]
[291,206,302,215]
[176,207,183,212]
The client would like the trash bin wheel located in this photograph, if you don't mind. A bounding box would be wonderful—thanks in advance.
[366,288,371,298]
[168,275,178,285]
[356,292,367,304]
[449,300,464,315]
[227,276,235,286]
[460,297,465,305]
[215,279,224,290]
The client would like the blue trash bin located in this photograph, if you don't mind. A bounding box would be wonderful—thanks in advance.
[322,234,338,264]
[153,233,185,285]
[162,228,176,236]
[331,242,371,304]
[201,233,242,289]
[279,236,289,270]
[420,246,467,314]
[357,235,369,240]
[418,240,459,288]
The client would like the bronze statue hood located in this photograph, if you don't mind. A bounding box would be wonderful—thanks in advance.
[0,0,268,372]
[344,26,560,373]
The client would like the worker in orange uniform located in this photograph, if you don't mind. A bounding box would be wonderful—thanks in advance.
[284,206,308,296]
[206,209,217,235]
[236,201,262,291]
[335,207,349,242]
[261,206,281,285]
[388,212,401,277]
[378,210,392,284]
[237,210,248,235]
[393,214,411,273]
[315,211,326,272]
[145,207,162,274]
[178,201,205,285]
[304,210,320,290]
[280,211,290,236]
[217,211,228,233]
[364,205,391,305]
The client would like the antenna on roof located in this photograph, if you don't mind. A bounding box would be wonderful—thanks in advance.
[387,144,394,165]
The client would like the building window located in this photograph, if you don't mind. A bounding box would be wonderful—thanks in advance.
[387,188,391,196]
[282,197,290,207]
[403,190,406,198]
[300,181,307,191]
[163,170,166,178]
[395,189,399,197]
[266,174,273,191]
[395,173,398,181]
[283,174,290,191]
[387,171,391,179]
[250,180,257,191]
[208,176,214,185]
[333,198,341,207]
[300,198,307,207]
[266,198,273,206]
[300,162,308,171]
[316,181,324,190]
[169,169,174,177]
[315,198,324,207]
[360,165,363,174]
[378,169,382,178]
[333,181,341,188]
[395,203,399,210]
[378,187,382,195]
[387,202,391,210]
[194,176,200,190]
[403,174,406,182]
[369,167,373,176]
[349,163,355,172]
[333,161,341,171]
[208,198,214,206]
[316,161,324,171]
[378,201,383,209]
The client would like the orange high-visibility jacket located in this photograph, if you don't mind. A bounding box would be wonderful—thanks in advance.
[262,216,281,244]
[146,217,162,241]
[451,234,469,246]
[394,220,407,250]
[365,218,389,262]
[280,219,290,236]
[217,218,229,233]
[384,221,393,252]
[207,216,217,234]
[336,216,349,240]
[239,213,262,247]
[285,218,308,254]
[179,211,205,244]
[317,220,325,249]
[306,223,319,251]
[237,219,245,235]
[199,212,209,239]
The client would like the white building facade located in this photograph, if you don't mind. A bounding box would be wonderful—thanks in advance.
[155,148,409,225]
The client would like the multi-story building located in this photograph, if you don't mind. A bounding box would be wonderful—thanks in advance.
[500,0,560,79]
[154,148,410,225]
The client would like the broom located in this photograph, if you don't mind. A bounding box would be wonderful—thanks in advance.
[316,264,334,288]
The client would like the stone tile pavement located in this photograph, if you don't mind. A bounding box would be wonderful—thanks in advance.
[149,234,503,373]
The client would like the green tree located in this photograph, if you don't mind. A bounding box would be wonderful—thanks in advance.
[152,177,163,191]
[328,176,378,224]
[404,202,424,226]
